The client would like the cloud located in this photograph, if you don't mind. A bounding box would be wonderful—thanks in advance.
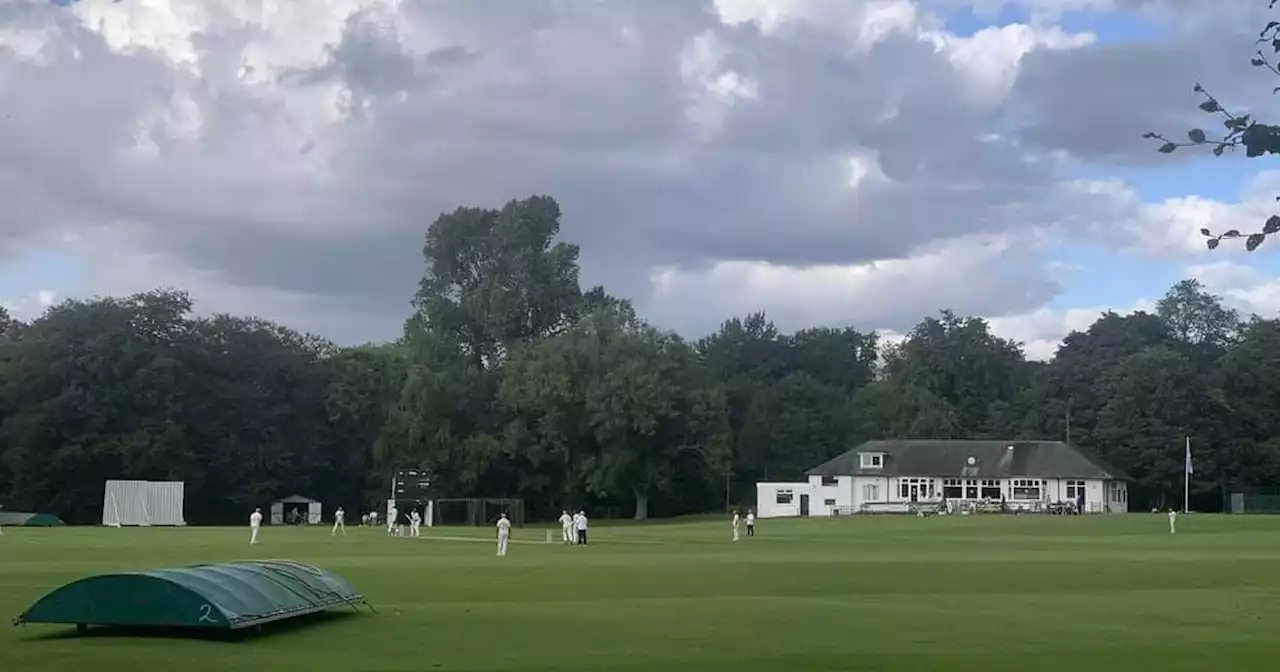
[0,0,1267,351]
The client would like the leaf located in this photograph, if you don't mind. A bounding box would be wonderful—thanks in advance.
[1266,215,1280,235]
[1158,143,1177,154]
[1188,129,1207,143]
[1247,233,1267,251]
[1207,238,1220,250]
[1213,145,1225,156]
[1224,229,1242,238]
[1199,100,1221,113]
[1199,228,1212,237]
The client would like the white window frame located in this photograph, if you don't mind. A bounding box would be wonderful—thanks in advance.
[964,479,979,499]
[821,475,838,487]
[898,477,934,501]
[1066,480,1086,501]
[776,489,794,505]
[1011,479,1043,501]
[980,479,1001,499]
[860,453,884,469]
[863,483,879,502]
[942,478,963,499]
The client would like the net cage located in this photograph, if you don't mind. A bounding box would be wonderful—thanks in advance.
[1228,487,1280,514]
[432,498,525,527]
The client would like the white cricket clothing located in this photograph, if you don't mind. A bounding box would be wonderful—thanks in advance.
[332,508,346,536]
[1168,510,1177,534]
[559,513,574,543]
[575,514,588,531]
[732,513,740,542]
[496,518,512,556]
[249,511,262,545]
[387,508,398,535]
[746,513,755,525]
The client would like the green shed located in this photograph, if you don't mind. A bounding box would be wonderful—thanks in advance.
[13,560,370,633]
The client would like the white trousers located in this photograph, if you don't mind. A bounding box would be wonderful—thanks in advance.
[562,525,574,543]
[497,533,509,556]
[250,525,260,545]
[733,526,740,542]
[410,523,420,537]
[1169,520,1176,534]
[332,521,345,536]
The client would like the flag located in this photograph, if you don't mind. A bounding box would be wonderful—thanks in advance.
[1185,438,1193,475]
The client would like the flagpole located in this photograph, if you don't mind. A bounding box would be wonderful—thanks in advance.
[1184,436,1190,514]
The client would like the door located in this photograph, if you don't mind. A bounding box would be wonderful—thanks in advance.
[799,494,810,516]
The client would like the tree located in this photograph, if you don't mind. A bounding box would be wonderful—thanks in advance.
[884,311,1027,437]
[1146,3,1280,250]
[410,195,585,370]
[1155,279,1240,351]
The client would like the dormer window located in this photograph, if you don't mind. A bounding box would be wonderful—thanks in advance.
[860,452,883,469]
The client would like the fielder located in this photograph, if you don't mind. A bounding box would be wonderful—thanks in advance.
[249,507,263,545]
[1168,508,1177,534]
[387,505,399,537]
[732,510,741,542]
[410,509,422,537]
[496,512,512,556]
[746,509,756,537]
[559,510,574,544]
[332,507,346,536]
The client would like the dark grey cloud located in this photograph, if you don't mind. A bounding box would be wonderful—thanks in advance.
[0,0,1221,343]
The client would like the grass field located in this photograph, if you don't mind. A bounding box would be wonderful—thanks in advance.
[2,514,1280,671]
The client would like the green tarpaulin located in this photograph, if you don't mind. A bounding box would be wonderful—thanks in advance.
[14,560,369,633]
[0,512,65,526]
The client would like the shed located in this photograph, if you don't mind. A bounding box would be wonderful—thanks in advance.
[13,560,369,633]
[270,495,322,525]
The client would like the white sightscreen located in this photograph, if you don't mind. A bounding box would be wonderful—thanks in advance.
[102,480,187,526]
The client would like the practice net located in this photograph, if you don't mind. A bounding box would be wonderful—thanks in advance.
[432,498,525,527]
[1229,487,1280,514]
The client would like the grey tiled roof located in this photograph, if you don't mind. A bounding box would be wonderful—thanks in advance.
[806,440,1129,480]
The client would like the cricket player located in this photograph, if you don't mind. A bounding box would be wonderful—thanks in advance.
[496,512,512,556]
[732,510,741,542]
[249,508,263,545]
[410,509,421,537]
[574,509,589,545]
[559,510,574,544]
[332,507,346,536]
[746,509,756,537]
[1168,508,1177,534]
[387,504,398,537]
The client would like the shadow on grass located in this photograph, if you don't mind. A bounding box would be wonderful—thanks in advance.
[15,609,365,643]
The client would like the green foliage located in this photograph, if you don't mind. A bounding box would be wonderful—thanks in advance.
[0,197,1274,522]
[1148,6,1280,250]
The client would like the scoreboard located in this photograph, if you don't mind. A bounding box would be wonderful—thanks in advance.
[392,469,434,500]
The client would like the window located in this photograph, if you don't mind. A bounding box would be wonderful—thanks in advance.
[964,479,979,499]
[942,478,962,499]
[776,489,794,505]
[860,453,884,469]
[821,476,838,487]
[980,479,1002,499]
[898,478,933,502]
[1066,480,1086,501]
[824,498,836,507]
[1011,479,1043,500]
[863,484,879,502]
[1110,482,1127,503]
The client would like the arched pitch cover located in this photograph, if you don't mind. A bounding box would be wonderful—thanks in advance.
[13,560,370,632]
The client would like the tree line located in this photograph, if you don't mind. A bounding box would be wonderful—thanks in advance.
[0,195,1275,523]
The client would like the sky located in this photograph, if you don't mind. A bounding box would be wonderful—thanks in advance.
[2,0,1280,360]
